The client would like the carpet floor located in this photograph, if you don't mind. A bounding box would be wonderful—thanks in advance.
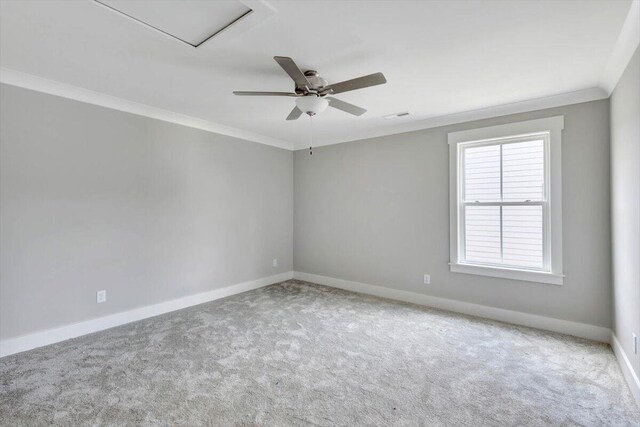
[1,280,638,426]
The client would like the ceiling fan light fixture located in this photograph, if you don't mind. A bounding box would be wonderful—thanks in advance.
[295,96,329,116]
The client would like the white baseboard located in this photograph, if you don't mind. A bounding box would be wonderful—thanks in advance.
[293,271,611,343]
[0,271,294,358]
[611,332,640,406]
[4,270,638,407]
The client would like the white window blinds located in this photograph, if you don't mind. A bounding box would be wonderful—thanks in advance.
[461,136,548,271]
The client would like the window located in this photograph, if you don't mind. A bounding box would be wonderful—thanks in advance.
[448,117,564,285]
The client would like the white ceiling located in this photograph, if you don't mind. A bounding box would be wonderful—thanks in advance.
[0,0,634,149]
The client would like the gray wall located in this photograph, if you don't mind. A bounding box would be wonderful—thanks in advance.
[0,80,618,341]
[0,84,293,340]
[611,47,640,378]
[294,99,611,327]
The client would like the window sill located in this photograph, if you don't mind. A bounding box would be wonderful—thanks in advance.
[449,262,564,285]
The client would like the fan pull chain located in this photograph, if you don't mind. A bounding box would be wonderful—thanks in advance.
[309,114,313,156]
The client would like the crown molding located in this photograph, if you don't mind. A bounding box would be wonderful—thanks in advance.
[296,86,608,150]
[599,0,640,95]
[0,67,293,151]
[0,67,610,153]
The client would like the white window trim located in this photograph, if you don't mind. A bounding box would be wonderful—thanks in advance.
[448,116,564,286]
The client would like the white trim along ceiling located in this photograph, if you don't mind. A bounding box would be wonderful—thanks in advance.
[0,0,638,151]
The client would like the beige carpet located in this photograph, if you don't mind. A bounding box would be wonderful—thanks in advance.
[1,280,638,426]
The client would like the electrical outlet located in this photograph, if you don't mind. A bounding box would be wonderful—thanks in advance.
[272,258,278,267]
[423,274,430,285]
[96,290,106,304]
[633,333,637,355]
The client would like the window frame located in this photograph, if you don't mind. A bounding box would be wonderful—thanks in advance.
[448,116,564,285]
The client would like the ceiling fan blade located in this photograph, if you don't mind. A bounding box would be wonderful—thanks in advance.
[286,106,303,121]
[233,91,298,96]
[273,56,311,89]
[322,72,387,95]
[327,97,367,116]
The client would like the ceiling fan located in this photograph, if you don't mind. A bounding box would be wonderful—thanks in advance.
[233,56,387,120]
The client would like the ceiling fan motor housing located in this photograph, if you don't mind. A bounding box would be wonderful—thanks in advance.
[300,70,328,93]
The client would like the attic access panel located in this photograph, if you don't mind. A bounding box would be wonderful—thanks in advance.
[95,0,252,47]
